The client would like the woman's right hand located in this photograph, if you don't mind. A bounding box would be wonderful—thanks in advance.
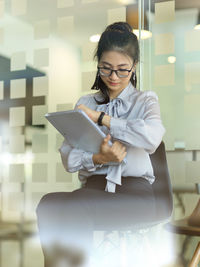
[92,134,127,165]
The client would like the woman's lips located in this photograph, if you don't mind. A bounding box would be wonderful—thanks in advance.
[109,82,119,86]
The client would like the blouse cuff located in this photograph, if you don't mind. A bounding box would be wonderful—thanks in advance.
[110,117,126,139]
[82,151,98,172]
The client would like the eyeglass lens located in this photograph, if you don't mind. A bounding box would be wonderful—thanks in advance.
[99,68,130,77]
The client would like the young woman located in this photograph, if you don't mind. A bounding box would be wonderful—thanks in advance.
[37,22,165,267]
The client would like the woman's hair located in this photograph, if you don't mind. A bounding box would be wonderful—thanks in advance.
[91,21,139,104]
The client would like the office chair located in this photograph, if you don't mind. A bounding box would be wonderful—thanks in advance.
[95,141,173,231]
[39,141,173,267]
[92,141,173,266]
[150,141,173,222]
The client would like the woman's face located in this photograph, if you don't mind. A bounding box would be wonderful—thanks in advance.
[98,50,135,99]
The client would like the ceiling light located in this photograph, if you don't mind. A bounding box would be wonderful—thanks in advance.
[126,4,152,40]
[118,0,136,4]
[168,56,176,64]
[89,34,100,43]
[133,29,152,40]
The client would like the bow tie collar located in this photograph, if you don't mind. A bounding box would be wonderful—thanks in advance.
[96,97,132,119]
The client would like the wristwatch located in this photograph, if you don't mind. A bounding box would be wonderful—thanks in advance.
[97,112,105,126]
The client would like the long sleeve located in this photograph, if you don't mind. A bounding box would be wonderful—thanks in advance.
[59,140,98,173]
[109,92,165,154]
[59,95,102,173]
[58,84,165,193]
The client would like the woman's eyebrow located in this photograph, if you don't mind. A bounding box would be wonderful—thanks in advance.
[100,61,129,67]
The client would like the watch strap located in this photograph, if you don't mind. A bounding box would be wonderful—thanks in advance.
[97,112,105,126]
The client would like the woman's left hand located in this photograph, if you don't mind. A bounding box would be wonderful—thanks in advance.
[77,104,100,123]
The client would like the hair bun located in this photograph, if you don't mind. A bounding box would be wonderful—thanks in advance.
[105,22,132,33]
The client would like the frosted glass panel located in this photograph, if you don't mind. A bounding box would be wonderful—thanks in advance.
[34,49,49,68]
[57,16,74,36]
[154,65,175,86]
[32,105,47,125]
[155,1,175,24]
[9,107,25,127]
[32,134,48,153]
[81,42,97,62]
[107,7,126,24]
[155,33,174,55]
[56,163,72,182]
[0,1,5,17]
[56,103,73,111]
[185,30,200,52]
[81,0,98,3]
[57,0,74,8]
[82,71,96,92]
[1,243,20,267]
[9,135,25,153]
[185,62,200,92]
[11,0,27,15]
[11,52,26,71]
[10,79,26,99]
[32,163,48,182]
[9,164,25,182]
[34,20,50,40]
[8,192,24,211]
[184,94,200,149]
[33,76,48,96]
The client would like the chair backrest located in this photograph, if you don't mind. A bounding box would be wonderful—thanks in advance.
[150,141,173,221]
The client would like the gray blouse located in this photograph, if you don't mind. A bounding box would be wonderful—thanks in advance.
[59,83,165,193]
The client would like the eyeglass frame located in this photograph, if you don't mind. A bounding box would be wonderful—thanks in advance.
[97,64,134,78]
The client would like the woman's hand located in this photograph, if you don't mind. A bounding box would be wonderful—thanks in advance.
[93,134,127,165]
[77,104,100,123]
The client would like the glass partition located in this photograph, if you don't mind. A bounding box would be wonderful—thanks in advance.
[140,0,200,213]
[0,0,200,266]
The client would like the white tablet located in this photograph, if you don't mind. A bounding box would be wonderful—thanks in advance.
[45,109,111,154]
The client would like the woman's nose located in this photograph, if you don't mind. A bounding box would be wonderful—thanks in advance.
[109,70,118,79]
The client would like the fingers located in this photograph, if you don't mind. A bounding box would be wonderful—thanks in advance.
[103,134,111,144]
[77,104,83,110]
[109,140,127,162]
[112,140,126,151]
[116,151,127,163]
[77,104,85,109]
[101,135,127,163]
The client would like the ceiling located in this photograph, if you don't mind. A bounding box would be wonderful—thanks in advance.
[1,0,200,52]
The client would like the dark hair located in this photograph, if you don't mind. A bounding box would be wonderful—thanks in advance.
[91,22,139,104]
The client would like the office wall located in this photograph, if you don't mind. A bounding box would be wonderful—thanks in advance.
[0,0,199,266]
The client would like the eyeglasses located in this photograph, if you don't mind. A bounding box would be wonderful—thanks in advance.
[98,65,133,78]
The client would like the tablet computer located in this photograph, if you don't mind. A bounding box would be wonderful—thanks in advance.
[45,109,112,154]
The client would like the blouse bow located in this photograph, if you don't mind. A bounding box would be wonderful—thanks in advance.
[96,97,131,193]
